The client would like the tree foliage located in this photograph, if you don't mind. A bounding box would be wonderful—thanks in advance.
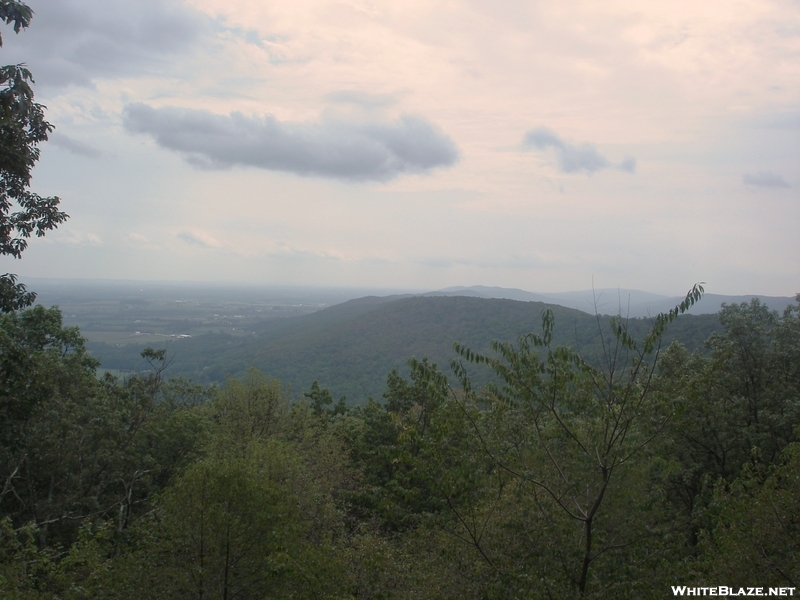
[0,2,33,46]
[1,292,798,598]
[0,1,68,312]
[651,296,800,552]
[700,442,800,588]
[419,285,703,596]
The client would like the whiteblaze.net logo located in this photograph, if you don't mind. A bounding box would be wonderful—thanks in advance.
[672,587,796,597]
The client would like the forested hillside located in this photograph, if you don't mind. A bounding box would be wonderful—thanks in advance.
[2,291,798,598]
[90,294,724,402]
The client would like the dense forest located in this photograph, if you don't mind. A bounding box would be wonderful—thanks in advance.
[1,288,798,598]
[87,294,727,402]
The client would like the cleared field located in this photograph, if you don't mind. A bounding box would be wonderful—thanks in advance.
[81,331,201,346]
[32,281,349,341]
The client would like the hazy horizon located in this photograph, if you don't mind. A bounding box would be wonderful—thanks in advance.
[22,274,796,302]
[12,274,800,301]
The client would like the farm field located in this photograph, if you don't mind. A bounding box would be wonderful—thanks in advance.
[30,279,392,342]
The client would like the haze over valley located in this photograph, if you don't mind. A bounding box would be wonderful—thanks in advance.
[28,278,796,401]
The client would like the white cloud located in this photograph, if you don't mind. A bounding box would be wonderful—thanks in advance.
[55,231,103,246]
[177,230,222,248]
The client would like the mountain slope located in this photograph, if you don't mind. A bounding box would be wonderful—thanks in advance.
[92,295,724,403]
[434,286,796,317]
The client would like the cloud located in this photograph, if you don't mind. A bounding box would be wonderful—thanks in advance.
[325,90,398,109]
[55,231,103,246]
[123,103,459,181]
[618,156,637,174]
[522,127,635,175]
[49,132,103,158]
[129,233,149,243]
[743,171,790,188]
[0,0,211,87]
[750,110,800,130]
[266,244,345,262]
[177,230,222,249]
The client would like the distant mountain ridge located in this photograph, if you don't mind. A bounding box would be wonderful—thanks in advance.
[93,294,728,403]
[40,278,793,403]
[25,277,795,319]
[432,286,796,317]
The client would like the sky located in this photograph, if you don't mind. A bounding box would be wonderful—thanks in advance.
[0,0,798,296]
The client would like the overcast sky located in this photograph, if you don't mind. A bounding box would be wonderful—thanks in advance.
[1,0,797,295]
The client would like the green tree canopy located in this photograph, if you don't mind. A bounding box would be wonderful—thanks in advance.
[0,1,68,312]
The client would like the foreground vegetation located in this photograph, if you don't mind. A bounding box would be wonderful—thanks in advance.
[1,288,798,599]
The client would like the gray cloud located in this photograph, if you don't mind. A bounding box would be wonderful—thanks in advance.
[123,103,459,181]
[0,0,211,87]
[49,132,103,158]
[523,127,636,174]
[743,171,790,188]
[618,156,636,173]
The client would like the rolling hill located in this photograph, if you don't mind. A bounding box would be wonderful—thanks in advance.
[91,294,724,403]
